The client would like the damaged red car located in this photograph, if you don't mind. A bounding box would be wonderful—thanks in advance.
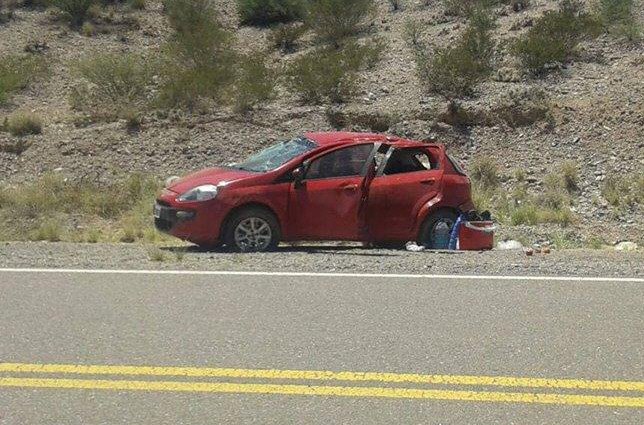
[154,132,474,252]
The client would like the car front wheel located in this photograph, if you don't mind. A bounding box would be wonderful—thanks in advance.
[224,207,281,252]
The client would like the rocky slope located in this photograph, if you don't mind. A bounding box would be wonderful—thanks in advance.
[0,0,642,246]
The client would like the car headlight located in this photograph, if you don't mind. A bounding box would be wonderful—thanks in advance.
[176,185,218,202]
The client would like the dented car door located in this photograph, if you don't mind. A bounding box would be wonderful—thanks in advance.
[289,143,376,241]
[365,146,445,242]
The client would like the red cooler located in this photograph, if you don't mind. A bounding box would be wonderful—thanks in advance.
[458,221,495,251]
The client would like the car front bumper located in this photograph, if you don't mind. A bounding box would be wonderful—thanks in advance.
[153,201,196,233]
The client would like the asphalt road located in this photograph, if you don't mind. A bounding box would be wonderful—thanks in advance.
[0,269,642,424]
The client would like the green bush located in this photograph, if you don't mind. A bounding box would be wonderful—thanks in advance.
[0,54,46,104]
[6,112,43,136]
[414,7,495,97]
[599,0,641,40]
[512,0,601,74]
[237,0,307,26]
[307,0,375,46]
[286,41,382,103]
[599,0,634,24]
[128,0,145,9]
[230,52,276,112]
[160,0,236,108]
[50,0,95,27]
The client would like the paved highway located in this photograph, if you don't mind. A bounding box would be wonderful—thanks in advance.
[0,269,642,424]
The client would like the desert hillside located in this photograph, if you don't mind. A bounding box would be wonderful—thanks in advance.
[0,0,642,247]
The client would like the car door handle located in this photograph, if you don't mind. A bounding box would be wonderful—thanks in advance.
[341,184,358,191]
[420,179,435,185]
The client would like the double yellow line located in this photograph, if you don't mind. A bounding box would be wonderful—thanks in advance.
[1,362,643,408]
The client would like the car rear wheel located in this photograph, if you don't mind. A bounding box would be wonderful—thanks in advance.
[224,207,280,252]
[417,209,458,249]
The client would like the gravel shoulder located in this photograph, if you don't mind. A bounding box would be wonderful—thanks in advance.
[0,242,642,278]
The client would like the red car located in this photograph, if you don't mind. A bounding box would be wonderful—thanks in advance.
[154,132,474,252]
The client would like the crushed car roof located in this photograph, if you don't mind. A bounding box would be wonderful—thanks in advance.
[304,132,439,148]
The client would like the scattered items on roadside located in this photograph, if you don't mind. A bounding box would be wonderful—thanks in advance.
[524,247,534,256]
[497,240,523,250]
[405,242,425,252]
[448,210,495,251]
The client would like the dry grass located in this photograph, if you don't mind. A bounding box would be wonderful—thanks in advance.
[601,173,643,208]
[5,112,43,136]
[470,158,576,227]
[71,52,154,120]
[0,54,47,104]
[0,174,164,243]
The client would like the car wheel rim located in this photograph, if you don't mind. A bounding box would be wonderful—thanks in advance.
[234,217,272,251]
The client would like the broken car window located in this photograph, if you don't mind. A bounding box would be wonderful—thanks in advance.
[235,137,318,172]
[307,144,374,179]
[383,149,435,175]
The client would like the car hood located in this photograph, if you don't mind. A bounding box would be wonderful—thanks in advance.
[167,167,253,194]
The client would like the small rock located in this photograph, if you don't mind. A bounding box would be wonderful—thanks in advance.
[614,241,638,251]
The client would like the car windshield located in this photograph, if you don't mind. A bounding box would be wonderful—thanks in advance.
[234,137,318,172]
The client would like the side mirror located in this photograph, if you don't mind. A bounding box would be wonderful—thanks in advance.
[292,166,304,188]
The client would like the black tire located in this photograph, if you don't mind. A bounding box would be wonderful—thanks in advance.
[417,209,458,249]
[224,207,281,252]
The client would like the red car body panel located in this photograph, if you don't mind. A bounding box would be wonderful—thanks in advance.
[155,132,473,246]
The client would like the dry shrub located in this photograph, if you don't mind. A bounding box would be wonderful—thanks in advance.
[307,0,375,47]
[269,23,307,53]
[0,54,46,104]
[470,156,500,190]
[72,53,154,119]
[6,112,42,136]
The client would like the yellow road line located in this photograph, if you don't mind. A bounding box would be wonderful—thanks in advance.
[1,377,642,408]
[1,363,643,392]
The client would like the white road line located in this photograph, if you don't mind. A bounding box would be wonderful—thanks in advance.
[0,268,642,282]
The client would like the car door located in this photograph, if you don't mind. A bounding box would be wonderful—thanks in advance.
[366,146,444,241]
[288,143,375,241]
